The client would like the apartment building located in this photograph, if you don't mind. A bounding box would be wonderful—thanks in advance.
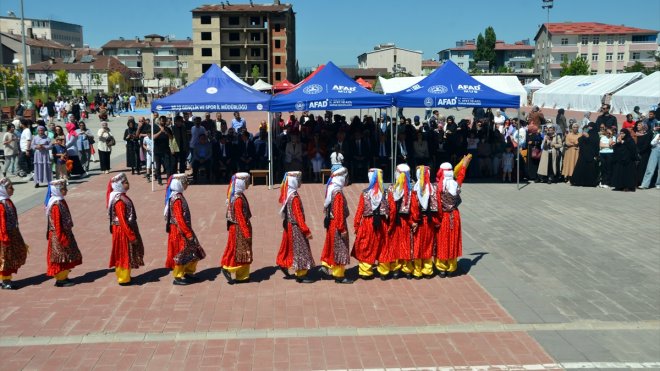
[437,39,535,73]
[101,34,193,92]
[534,22,659,82]
[191,1,296,84]
[358,43,423,76]
[1,31,70,66]
[0,16,83,47]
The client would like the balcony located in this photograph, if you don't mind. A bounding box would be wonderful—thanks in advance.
[552,45,578,53]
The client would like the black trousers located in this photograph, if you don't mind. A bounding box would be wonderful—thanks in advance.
[153,152,172,182]
[173,150,187,174]
[99,150,111,171]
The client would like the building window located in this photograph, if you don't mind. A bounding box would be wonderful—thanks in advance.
[560,53,568,61]
[606,53,613,61]
[229,48,240,57]
[560,38,568,45]
[606,35,613,44]
[275,56,281,65]
[616,70,623,74]
[201,32,212,41]
[580,53,588,60]
[275,72,281,80]
[228,17,239,26]
[229,64,241,74]
[250,32,260,42]
[618,36,625,44]
[592,54,598,61]
[202,48,212,57]
[200,15,211,24]
[274,23,281,32]
[605,69,612,74]
[274,40,281,48]
[590,71,597,75]
[202,63,212,72]
[617,53,624,61]
[229,32,240,42]
[592,36,599,44]
[581,36,589,45]
[250,48,261,57]
[632,52,641,60]
[249,16,260,26]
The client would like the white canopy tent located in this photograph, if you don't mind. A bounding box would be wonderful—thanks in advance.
[378,76,424,94]
[532,72,644,112]
[524,78,546,91]
[610,71,660,114]
[251,79,273,91]
[221,66,252,88]
[473,75,528,107]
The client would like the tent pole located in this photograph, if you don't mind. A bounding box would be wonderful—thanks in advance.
[516,108,521,191]
[267,111,273,189]
[151,112,155,192]
[392,106,399,183]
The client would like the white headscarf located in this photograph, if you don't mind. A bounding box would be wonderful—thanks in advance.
[0,178,12,202]
[163,174,186,217]
[392,164,410,202]
[107,173,127,209]
[324,167,347,208]
[442,170,458,196]
[226,172,250,206]
[413,166,430,210]
[45,180,67,214]
[279,172,301,217]
[365,168,383,212]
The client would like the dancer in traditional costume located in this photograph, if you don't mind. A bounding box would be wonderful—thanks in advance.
[221,172,253,284]
[411,165,439,279]
[387,164,418,279]
[351,168,390,280]
[320,167,353,284]
[165,174,206,286]
[0,178,28,290]
[107,173,145,285]
[435,155,471,277]
[276,171,315,283]
[45,179,82,287]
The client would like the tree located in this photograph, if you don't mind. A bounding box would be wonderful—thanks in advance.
[475,26,497,71]
[559,56,590,77]
[50,70,71,96]
[624,61,650,73]
[108,71,128,93]
[162,70,176,87]
[251,65,260,83]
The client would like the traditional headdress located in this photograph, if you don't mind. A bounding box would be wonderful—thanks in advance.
[330,152,344,172]
[413,165,431,210]
[364,168,384,211]
[0,178,13,202]
[163,174,188,216]
[279,171,302,217]
[324,166,348,208]
[226,172,250,206]
[392,164,411,201]
[106,172,128,209]
[44,179,67,213]
[436,162,458,196]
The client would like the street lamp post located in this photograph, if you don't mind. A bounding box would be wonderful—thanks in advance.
[19,0,29,103]
[541,0,554,83]
[12,58,21,99]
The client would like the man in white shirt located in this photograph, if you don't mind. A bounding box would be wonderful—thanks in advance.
[639,126,660,189]
[189,116,207,159]
[18,120,33,177]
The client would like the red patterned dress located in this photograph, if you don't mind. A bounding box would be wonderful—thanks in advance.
[351,190,389,266]
[46,200,83,276]
[166,193,205,269]
[412,185,440,261]
[436,166,467,262]
[108,194,145,270]
[276,193,315,272]
[221,194,253,268]
[0,199,28,278]
[320,191,350,269]
[387,187,418,262]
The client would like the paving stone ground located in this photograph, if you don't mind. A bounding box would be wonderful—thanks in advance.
[0,108,658,370]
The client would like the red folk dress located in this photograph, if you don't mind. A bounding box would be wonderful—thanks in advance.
[276,194,315,271]
[436,166,467,261]
[108,194,145,269]
[351,191,389,265]
[46,200,82,276]
[387,188,418,261]
[320,191,350,267]
[166,194,205,268]
[412,187,440,260]
[221,195,253,267]
[0,199,28,276]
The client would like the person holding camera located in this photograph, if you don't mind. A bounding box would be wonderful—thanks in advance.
[97,121,115,174]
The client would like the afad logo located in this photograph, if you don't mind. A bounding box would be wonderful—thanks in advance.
[427,85,448,94]
[295,101,306,111]
[457,84,481,93]
[303,84,323,94]
[423,97,434,107]
[332,85,356,94]
[308,99,328,109]
[437,97,457,106]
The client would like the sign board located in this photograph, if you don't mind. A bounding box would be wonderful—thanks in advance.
[476,61,489,70]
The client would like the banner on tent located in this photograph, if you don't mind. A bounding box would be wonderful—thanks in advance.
[295,98,356,110]
[155,103,265,112]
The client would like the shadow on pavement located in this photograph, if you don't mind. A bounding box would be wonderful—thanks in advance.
[131,267,170,285]
[12,273,50,289]
[250,266,277,283]
[196,267,222,282]
[456,252,489,276]
[71,268,114,284]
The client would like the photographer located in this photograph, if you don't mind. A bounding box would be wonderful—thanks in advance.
[152,115,174,185]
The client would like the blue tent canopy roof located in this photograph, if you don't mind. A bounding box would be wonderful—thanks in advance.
[270,61,392,112]
[391,60,520,108]
[151,64,271,112]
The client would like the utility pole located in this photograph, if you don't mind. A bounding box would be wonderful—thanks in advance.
[541,0,554,83]
[19,0,29,102]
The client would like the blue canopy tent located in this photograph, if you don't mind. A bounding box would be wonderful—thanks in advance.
[270,61,392,112]
[390,60,522,185]
[149,64,273,190]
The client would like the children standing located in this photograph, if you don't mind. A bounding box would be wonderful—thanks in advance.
[502,145,514,182]
[52,136,68,180]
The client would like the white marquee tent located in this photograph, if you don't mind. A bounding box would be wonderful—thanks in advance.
[378,76,424,94]
[252,79,273,91]
[524,78,546,91]
[221,66,252,88]
[473,75,528,107]
[532,72,644,112]
[610,71,660,114]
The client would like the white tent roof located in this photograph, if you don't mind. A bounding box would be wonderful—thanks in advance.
[378,76,425,94]
[524,78,546,90]
[610,72,660,115]
[252,79,273,91]
[532,72,644,112]
[473,75,528,107]
[221,66,251,88]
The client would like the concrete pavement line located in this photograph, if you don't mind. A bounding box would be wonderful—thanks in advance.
[1,320,659,347]
[323,363,660,370]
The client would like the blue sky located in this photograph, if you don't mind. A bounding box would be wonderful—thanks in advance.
[2,0,659,68]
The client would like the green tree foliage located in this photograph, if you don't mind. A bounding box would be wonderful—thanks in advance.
[251,65,260,83]
[50,70,71,96]
[624,52,660,74]
[475,26,497,70]
[559,56,590,77]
